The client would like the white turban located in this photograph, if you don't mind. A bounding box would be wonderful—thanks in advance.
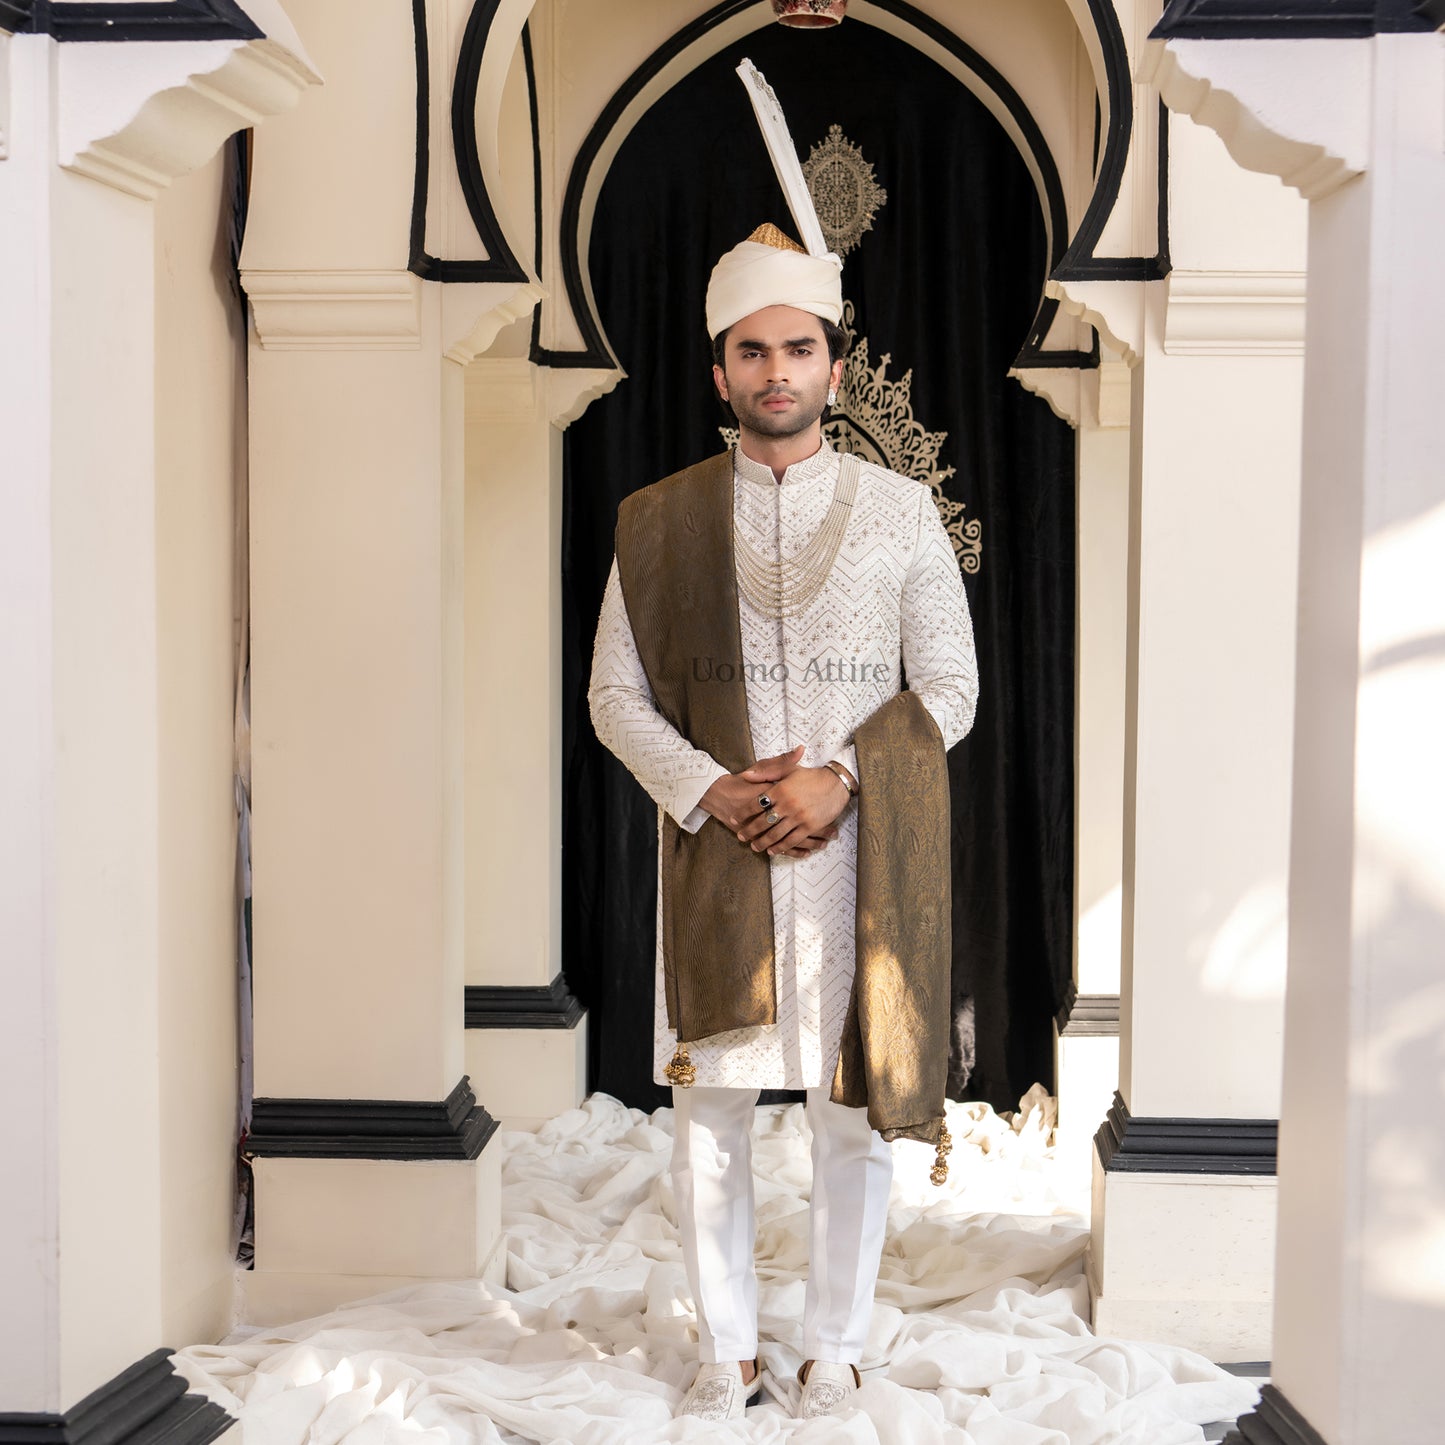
[705,230,843,338]
[708,62,845,338]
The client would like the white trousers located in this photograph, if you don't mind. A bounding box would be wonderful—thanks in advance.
[671,1085,893,1366]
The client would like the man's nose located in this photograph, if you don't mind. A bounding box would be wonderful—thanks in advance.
[766,359,790,384]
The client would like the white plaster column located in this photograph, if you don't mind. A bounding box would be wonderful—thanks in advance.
[461,359,587,1127]
[245,291,470,1105]
[0,54,167,1417]
[1053,354,1132,1191]
[237,1,525,1323]
[1091,298,1301,1360]
[1056,108,1310,1360]
[0,4,318,1421]
[1274,39,1445,1442]
[1151,26,1445,1444]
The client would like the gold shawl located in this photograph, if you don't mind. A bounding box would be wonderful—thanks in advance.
[613,450,952,1148]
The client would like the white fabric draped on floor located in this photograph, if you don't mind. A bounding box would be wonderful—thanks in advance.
[174,1094,1259,1444]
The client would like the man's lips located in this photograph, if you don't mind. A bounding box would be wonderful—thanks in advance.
[760,394,795,409]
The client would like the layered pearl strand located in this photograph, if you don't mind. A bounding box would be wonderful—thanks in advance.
[733,450,859,618]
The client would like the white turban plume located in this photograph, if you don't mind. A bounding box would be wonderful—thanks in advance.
[706,224,843,338]
[706,60,844,338]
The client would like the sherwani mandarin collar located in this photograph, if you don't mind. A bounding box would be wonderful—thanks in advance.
[733,438,837,488]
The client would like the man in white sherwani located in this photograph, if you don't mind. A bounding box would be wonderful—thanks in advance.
[588,205,978,1420]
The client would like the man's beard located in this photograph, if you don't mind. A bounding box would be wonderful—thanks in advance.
[730,379,829,438]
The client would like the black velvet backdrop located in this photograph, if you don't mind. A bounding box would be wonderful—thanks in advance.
[560,22,1074,1115]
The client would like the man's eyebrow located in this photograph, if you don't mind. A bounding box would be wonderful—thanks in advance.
[730,335,821,349]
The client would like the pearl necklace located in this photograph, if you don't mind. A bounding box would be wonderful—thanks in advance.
[734,450,859,618]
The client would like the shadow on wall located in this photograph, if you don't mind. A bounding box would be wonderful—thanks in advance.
[1350,499,1445,1319]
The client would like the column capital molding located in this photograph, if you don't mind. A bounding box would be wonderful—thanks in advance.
[464,357,542,422]
[50,1,321,200]
[1011,355,1133,431]
[466,360,626,429]
[1143,35,1371,200]
[1010,367,1085,428]
[241,269,423,351]
[443,281,547,368]
[1165,269,1307,354]
[1093,355,1133,428]
[544,365,624,428]
[1046,278,1160,367]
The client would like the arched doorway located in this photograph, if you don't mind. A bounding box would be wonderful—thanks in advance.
[561,15,1076,1113]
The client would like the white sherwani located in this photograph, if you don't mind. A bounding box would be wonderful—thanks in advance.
[588,440,979,1089]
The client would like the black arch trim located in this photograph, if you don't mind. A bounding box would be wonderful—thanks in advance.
[525,23,548,360]
[1052,0,1170,284]
[537,0,1100,372]
[409,0,530,283]
[3,0,262,40]
[535,0,760,368]
[878,0,1088,369]
[449,0,528,281]
[1153,0,1439,39]
[408,0,436,276]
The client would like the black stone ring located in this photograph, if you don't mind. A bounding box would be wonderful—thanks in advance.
[757,793,773,811]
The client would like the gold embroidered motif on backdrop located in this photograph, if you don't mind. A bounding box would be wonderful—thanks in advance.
[802,124,888,258]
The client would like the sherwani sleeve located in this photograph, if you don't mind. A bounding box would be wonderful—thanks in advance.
[899,483,980,750]
[588,555,731,833]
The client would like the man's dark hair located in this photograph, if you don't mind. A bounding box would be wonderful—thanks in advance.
[710,316,849,426]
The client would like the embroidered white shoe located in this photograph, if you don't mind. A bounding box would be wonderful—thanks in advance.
[677,1359,762,1421]
[797,1359,861,1419]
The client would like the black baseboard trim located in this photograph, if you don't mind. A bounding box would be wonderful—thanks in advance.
[465,974,584,1029]
[0,1349,232,1445]
[1057,992,1121,1037]
[1223,1385,1325,1445]
[1096,1092,1278,1174]
[247,1075,499,1160]
[1153,0,1438,39]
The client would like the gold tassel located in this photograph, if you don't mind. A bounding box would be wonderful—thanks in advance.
[929,1122,953,1186]
[664,1041,696,1088]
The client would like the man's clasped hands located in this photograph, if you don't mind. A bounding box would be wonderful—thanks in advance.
[699,744,853,860]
